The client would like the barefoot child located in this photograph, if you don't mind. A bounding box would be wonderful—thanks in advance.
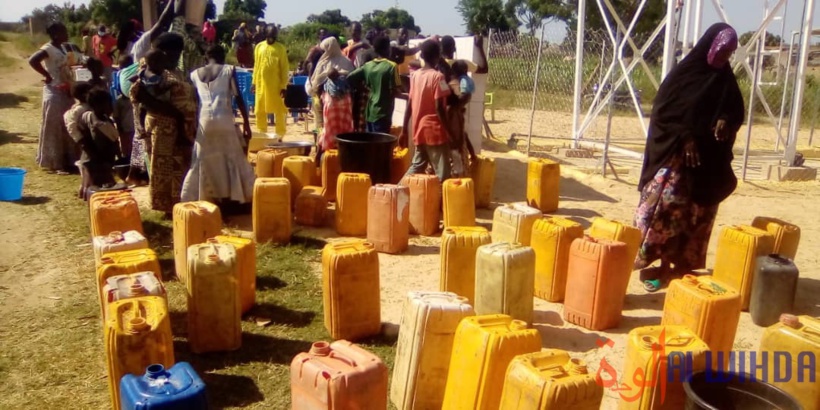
[77,89,121,194]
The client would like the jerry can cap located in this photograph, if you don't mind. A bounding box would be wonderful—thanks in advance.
[780,314,801,328]
[310,341,331,356]
[568,358,588,375]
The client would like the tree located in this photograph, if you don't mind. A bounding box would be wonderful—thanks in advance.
[306,9,351,27]
[739,31,783,47]
[24,2,92,37]
[457,0,518,35]
[88,0,141,27]
[360,8,421,33]
[223,0,266,20]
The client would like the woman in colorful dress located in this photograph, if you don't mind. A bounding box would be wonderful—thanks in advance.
[310,37,355,162]
[635,23,745,291]
[130,33,197,216]
[29,22,76,174]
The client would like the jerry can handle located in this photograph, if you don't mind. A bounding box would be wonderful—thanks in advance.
[696,282,726,295]
[665,335,695,347]
[328,351,357,368]
[802,326,820,341]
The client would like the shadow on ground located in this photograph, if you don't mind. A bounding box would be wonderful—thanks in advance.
[0,130,33,145]
[201,372,265,409]
[10,195,50,205]
[0,93,29,109]
[492,157,618,205]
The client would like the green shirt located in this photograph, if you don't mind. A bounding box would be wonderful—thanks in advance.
[348,58,400,123]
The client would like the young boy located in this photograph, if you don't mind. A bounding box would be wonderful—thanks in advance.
[448,60,478,176]
[64,81,95,197]
[402,40,453,182]
[78,89,121,196]
[85,57,107,91]
[348,35,401,133]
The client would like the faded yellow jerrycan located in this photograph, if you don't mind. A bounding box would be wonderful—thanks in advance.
[751,216,800,260]
[336,173,371,236]
[322,239,381,341]
[208,236,256,315]
[491,202,542,246]
[499,349,603,410]
[526,158,559,213]
[471,155,496,209]
[252,177,292,244]
[186,243,241,353]
[172,201,222,285]
[390,291,475,410]
[712,225,775,310]
[474,242,536,325]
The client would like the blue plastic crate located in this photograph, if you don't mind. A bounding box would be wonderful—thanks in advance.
[233,69,254,112]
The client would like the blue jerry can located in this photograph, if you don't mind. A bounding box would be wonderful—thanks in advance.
[119,363,207,410]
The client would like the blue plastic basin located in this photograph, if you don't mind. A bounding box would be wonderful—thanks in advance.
[0,167,26,201]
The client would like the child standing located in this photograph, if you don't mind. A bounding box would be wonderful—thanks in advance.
[401,40,453,182]
[64,81,94,197]
[448,60,478,177]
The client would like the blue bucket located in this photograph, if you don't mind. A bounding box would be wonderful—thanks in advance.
[0,167,27,201]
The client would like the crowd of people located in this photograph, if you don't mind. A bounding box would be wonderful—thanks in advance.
[27,0,742,292]
[27,1,489,220]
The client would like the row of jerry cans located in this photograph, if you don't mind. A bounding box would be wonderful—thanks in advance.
[292,292,604,410]
[440,215,642,331]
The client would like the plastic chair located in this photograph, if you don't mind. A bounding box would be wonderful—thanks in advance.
[285,83,311,132]
[233,69,255,113]
[291,75,308,87]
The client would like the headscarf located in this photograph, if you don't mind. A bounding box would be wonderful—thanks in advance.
[638,23,745,206]
[310,37,355,95]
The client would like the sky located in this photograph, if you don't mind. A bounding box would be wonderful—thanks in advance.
[1,0,818,41]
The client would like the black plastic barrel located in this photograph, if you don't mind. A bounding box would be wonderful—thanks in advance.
[336,132,398,184]
[684,371,801,410]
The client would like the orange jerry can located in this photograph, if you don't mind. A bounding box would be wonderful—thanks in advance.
[526,158,560,213]
[440,226,491,303]
[531,217,584,302]
[322,240,381,340]
[499,350,603,410]
[751,216,801,260]
[475,242,536,325]
[282,156,316,205]
[336,173,371,236]
[491,202,542,246]
[186,243,241,353]
[253,177,292,244]
[172,201,222,285]
[97,249,162,311]
[391,147,411,184]
[90,192,144,238]
[100,271,166,321]
[391,291,475,410]
[471,155,496,209]
[367,184,410,254]
[759,314,820,409]
[104,296,174,410]
[291,340,388,409]
[662,274,741,368]
[209,235,256,315]
[321,149,341,202]
[712,225,775,310]
[442,178,476,228]
[442,315,541,410]
[619,326,709,410]
[400,174,441,236]
[295,186,328,227]
[563,236,629,331]
[92,230,148,266]
[255,148,289,178]
[589,217,641,273]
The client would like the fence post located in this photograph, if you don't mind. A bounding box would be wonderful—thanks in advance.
[742,38,763,182]
[526,28,546,157]
[571,0,588,149]
[785,0,816,165]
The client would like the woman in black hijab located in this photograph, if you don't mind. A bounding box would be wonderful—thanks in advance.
[635,23,745,291]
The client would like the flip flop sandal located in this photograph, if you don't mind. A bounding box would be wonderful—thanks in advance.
[643,279,662,293]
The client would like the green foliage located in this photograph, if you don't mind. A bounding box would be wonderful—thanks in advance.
[88,0,140,28]
[223,0,267,20]
[739,31,784,47]
[457,0,519,36]
[23,2,93,38]
[306,9,351,27]
[360,8,421,33]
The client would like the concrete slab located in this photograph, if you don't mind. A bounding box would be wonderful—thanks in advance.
[766,165,818,181]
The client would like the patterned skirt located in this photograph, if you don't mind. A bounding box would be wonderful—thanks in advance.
[36,85,76,171]
[634,156,719,271]
[146,115,192,213]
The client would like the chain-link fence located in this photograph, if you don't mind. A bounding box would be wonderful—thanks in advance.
[485,27,820,174]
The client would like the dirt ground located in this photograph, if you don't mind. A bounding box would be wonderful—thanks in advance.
[3,33,820,409]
